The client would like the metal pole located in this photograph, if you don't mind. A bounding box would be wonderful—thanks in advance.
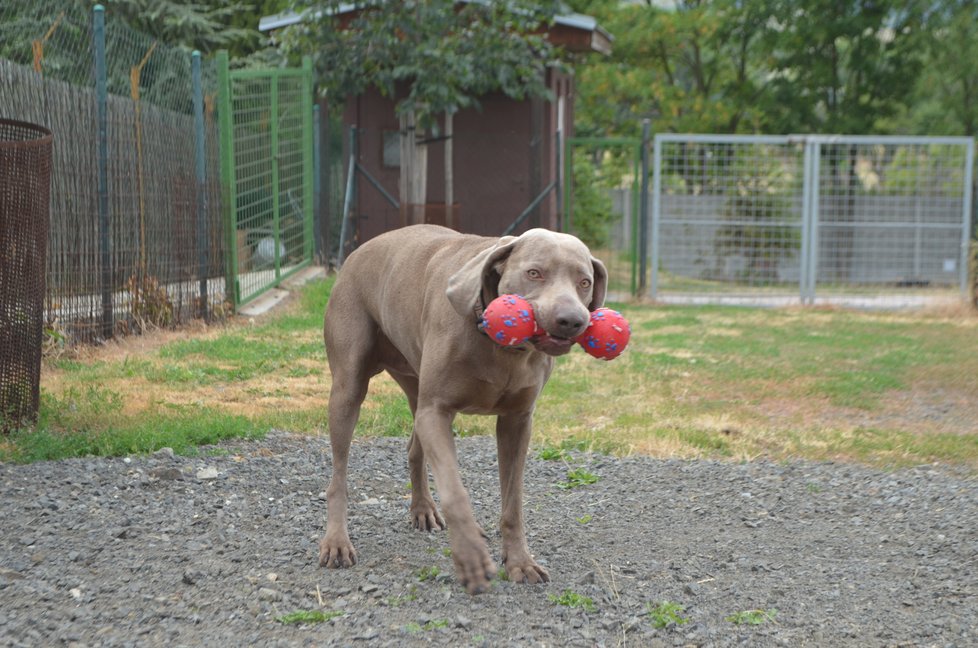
[313,103,322,263]
[800,139,812,305]
[270,69,281,279]
[961,138,975,300]
[554,128,562,231]
[302,56,315,264]
[192,50,209,321]
[649,134,662,300]
[216,50,238,307]
[337,126,357,267]
[94,5,112,339]
[638,119,650,295]
[808,141,822,303]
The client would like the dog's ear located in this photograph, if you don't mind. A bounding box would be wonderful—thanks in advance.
[589,256,608,311]
[446,236,519,318]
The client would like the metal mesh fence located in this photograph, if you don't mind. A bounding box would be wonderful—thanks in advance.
[219,60,314,305]
[0,0,227,344]
[814,139,971,293]
[652,136,806,296]
[0,119,52,428]
[651,135,974,306]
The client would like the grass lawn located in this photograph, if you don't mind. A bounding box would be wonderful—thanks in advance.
[4,275,977,469]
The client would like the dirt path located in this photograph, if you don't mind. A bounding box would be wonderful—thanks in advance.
[1,432,975,647]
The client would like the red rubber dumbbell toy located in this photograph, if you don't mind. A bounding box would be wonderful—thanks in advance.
[576,308,631,360]
[481,294,537,346]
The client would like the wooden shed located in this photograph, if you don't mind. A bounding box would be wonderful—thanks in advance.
[260,5,611,246]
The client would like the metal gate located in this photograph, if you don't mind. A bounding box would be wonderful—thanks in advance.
[651,134,974,306]
[216,53,314,308]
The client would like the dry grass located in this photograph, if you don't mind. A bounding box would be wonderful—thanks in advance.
[25,277,978,469]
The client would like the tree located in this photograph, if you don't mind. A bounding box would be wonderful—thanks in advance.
[568,0,778,138]
[765,0,927,135]
[896,1,978,137]
[101,0,259,55]
[283,0,563,211]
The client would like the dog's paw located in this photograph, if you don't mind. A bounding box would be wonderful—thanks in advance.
[410,500,446,532]
[318,534,357,569]
[505,560,550,585]
[451,534,497,595]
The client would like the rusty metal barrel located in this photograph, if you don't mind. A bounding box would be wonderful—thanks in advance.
[0,119,53,430]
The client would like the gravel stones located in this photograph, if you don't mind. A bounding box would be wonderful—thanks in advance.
[0,431,975,646]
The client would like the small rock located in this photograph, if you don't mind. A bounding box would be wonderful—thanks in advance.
[153,447,175,459]
[149,467,182,481]
[455,615,473,630]
[266,573,278,582]
[197,467,220,480]
[183,570,202,586]
[69,588,82,600]
[258,587,282,602]
[361,497,381,506]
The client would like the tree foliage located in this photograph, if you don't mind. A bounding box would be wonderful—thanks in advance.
[283,0,563,125]
[101,0,261,54]
[570,0,944,138]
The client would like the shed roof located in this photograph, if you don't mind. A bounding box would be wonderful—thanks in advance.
[259,2,612,56]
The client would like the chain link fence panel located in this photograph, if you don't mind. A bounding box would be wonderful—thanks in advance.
[651,134,973,308]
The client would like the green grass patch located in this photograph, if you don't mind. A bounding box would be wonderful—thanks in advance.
[3,399,263,463]
[549,589,597,612]
[647,601,690,629]
[557,467,600,489]
[726,608,778,625]
[276,609,343,625]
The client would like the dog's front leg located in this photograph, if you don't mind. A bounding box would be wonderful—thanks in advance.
[496,412,550,585]
[414,405,497,594]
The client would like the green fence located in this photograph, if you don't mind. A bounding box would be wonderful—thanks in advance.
[217,53,314,307]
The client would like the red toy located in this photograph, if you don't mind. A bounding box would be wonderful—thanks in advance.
[576,308,631,360]
[481,294,537,346]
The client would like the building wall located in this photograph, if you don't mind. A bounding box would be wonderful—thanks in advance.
[342,68,573,244]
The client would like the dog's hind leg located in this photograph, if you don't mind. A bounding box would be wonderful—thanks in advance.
[319,293,378,569]
[390,371,447,532]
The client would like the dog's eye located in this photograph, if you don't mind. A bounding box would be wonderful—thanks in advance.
[527,269,543,280]
[580,278,592,289]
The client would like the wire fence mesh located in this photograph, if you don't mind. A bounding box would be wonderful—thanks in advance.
[0,0,227,345]
[650,135,974,307]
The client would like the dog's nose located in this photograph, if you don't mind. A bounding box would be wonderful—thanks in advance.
[554,313,587,339]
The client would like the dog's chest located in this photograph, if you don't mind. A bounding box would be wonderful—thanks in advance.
[450,355,552,415]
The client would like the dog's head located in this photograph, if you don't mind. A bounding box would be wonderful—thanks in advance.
[446,229,608,356]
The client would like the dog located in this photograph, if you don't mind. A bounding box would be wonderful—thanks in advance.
[319,224,607,594]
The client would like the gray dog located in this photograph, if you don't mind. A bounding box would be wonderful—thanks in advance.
[319,224,607,594]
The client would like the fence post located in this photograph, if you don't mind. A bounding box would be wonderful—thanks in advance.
[649,134,662,300]
[192,50,209,320]
[638,119,650,296]
[93,4,112,339]
[215,50,238,308]
[302,56,315,264]
[313,103,322,263]
[270,70,281,279]
[961,138,975,300]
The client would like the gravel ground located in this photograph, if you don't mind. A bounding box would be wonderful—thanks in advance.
[1,431,975,647]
